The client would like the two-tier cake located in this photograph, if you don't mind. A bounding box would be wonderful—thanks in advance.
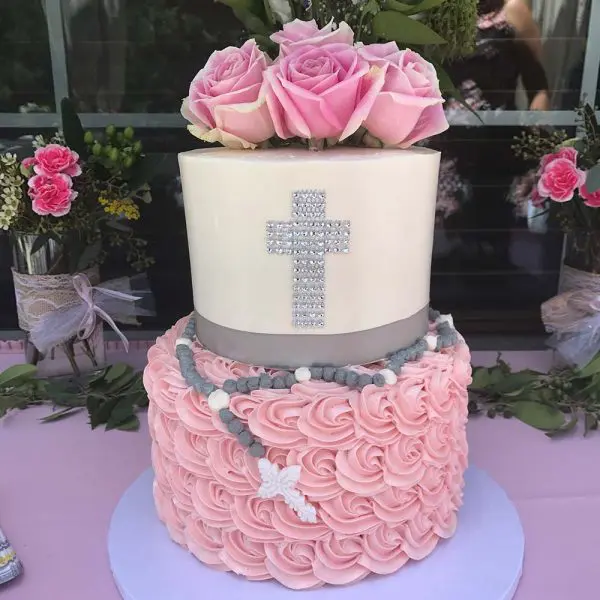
[144,15,472,590]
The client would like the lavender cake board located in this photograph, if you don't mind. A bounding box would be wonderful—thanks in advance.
[108,467,524,600]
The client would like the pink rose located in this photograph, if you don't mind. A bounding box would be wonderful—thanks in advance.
[539,146,578,171]
[270,19,354,56]
[537,157,586,202]
[28,173,77,217]
[358,43,448,148]
[32,144,81,177]
[182,39,275,149]
[580,181,600,208]
[264,43,385,142]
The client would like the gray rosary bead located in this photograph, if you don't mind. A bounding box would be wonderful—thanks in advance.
[272,376,287,389]
[358,374,372,388]
[238,430,253,447]
[285,373,296,388]
[227,419,244,434]
[323,366,335,382]
[219,409,235,423]
[237,378,250,393]
[429,308,441,321]
[373,373,386,387]
[223,379,238,394]
[334,369,347,385]
[436,337,443,351]
[259,373,273,389]
[310,367,323,379]
[346,371,359,388]
[247,377,260,391]
[248,442,266,458]
[201,383,217,395]
[389,362,403,375]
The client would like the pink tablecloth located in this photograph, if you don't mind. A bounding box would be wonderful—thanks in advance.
[1,350,600,600]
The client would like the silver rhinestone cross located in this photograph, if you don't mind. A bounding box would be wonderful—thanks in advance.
[266,190,351,329]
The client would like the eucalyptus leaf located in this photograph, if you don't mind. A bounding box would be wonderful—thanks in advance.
[372,11,447,45]
[0,364,38,388]
[584,164,600,194]
[470,367,490,389]
[513,400,564,431]
[127,154,166,191]
[60,98,87,157]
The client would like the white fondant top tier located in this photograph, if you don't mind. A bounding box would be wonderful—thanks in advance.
[179,147,439,337]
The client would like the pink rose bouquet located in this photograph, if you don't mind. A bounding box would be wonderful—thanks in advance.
[181,19,449,150]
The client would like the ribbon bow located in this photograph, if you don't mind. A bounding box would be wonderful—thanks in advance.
[29,273,148,355]
[72,274,141,352]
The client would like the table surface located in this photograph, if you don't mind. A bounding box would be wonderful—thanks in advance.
[2,349,600,600]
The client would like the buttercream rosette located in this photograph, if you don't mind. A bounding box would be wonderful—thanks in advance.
[145,316,470,589]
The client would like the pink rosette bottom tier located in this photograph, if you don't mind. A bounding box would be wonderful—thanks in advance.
[144,316,471,590]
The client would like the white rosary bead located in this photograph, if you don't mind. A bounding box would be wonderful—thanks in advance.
[294,367,312,382]
[379,368,397,385]
[207,389,230,412]
[175,337,194,348]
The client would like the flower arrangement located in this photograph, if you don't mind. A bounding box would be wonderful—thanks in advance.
[0,100,155,376]
[0,100,153,273]
[514,106,600,236]
[181,0,480,150]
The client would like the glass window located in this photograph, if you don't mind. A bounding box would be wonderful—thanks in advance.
[63,0,244,113]
[0,1,54,113]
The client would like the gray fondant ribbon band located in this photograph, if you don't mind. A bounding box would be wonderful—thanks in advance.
[195,306,429,369]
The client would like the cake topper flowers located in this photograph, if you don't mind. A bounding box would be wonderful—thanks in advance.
[182,19,449,150]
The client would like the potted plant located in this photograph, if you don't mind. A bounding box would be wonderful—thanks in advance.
[0,99,154,376]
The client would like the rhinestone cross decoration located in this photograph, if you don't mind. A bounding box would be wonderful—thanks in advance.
[266,190,351,328]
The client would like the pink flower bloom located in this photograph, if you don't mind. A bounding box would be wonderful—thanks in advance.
[537,157,586,203]
[181,39,275,149]
[539,147,578,172]
[28,173,77,217]
[270,19,354,56]
[580,181,600,208]
[264,43,385,141]
[358,43,448,148]
[33,144,81,177]
[21,157,36,170]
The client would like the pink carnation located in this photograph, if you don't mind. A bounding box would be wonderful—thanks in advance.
[28,173,78,217]
[537,153,586,203]
[580,181,600,208]
[32,144,81,177]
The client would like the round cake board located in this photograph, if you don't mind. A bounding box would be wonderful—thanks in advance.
[108,467,524,600]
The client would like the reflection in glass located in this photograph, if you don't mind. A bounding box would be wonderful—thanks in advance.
[62,0,243,112]
[0,1,54,112]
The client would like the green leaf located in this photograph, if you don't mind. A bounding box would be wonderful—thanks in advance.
[491,371,540,395]
[30,233,51,256]
[60,98,87,157]
[262,0,275,24]
[470,367,490,389]
[584,164,600,194]
[250,34,277,52]
[105,363,131,383]
[40,406,82,423]
[105,398,135,430]
[372,11,448,45]
[232,8,270,34]
[89,396,120,429]
[116,415,140,432]
[513,400,565,431]
[0,364,37,388]
[433,61,483,124]
[576,352,600,379]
